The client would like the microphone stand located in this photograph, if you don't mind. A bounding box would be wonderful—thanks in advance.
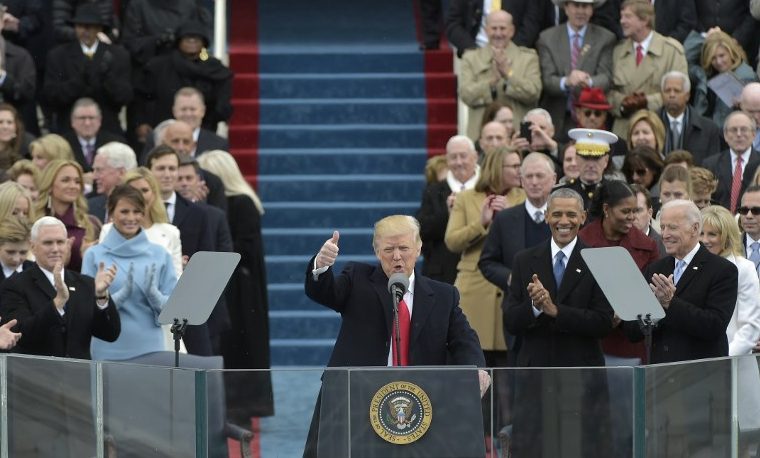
[391,285,402,366]
[637,313,654,365]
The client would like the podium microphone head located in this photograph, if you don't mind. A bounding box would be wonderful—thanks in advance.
[387,273,409,297]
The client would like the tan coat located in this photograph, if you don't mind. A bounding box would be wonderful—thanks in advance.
[459,43,542,141]
[608,32,687,140]
[444,187,526,350]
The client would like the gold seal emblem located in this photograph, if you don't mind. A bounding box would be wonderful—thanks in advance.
[369,381,432,444]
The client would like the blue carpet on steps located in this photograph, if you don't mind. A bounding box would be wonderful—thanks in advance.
[255,0,433,367]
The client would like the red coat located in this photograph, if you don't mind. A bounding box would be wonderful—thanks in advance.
[579,219,661,360]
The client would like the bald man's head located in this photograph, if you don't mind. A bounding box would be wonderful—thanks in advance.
[741,82,760,128]
[485,10,514,49]
[162,121,196,157]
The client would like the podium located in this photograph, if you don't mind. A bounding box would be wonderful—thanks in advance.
[315,367,485,458]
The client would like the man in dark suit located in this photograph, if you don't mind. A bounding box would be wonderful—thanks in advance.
[147,145,214,356]
[703,111,760,213]
[536,0,616,141]
[64,98,125,172]
[504,187,613,457]
[480,152,555,350]
[42,3,132,134]
[739,185,760,277]
[659,71,721,164]
[416,135,479,284]
[303,215,488,456]
[0,216,120,359]
[653,0,696,43]
[625,199,737,362]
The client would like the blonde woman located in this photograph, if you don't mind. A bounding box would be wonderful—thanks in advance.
[197,150,273,419]
[0,181,34,222]
[35,159,99,271]
[626,110,666,158]
[99,167,183,277]
[29,133,75,170]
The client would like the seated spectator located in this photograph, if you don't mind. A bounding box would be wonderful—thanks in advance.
[658,70,722,164]
[511,108,559,164]
[52,0,114,44]
[29,133,75,170]
[6,159,39,202]
[621,145,665,198]
[0,181,34,221]
[140,87,229,158]
[663,149,695,169]
[690,167,719,209]
[575,88,612,131]
[83,184,176,361]
[631,183,666,255]
[0,103,31,168]
[694,0,759,69]
[135,21,232,132]
[627,110,666,158]
[690,30,759,129]
[0,216,33,283]
[478,121,509,157]
[424,155,448,185]
[35,159,100,271]
[43,3,132,135]
[480,101,515,140]
[458,10,540,140]
[558,141,580,185]
[64,98,126,173]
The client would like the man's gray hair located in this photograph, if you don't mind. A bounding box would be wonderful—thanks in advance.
[71,97,102,118]
[521,152,555,175]
[153,119,177,145]
[548,187,583,209]
[446,135,476,154]
[723,110,757,132]
[96,142,137,170]
[661,199,702,232]
[31,216,66,242]
[524,108,554,127]
[661,71,691,93]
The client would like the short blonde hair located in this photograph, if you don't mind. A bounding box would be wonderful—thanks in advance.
[123,167,168,224]
[701,205,743,258]
[627,110,666,156]
[0,181,34,222]
[0,216,31,245]
[372,215,422,252]
[424,155,447,185]
[689,167,718,196]
[702,30,747,77]
[29,134,75,163]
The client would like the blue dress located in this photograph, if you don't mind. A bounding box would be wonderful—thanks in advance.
[82,227,177,361]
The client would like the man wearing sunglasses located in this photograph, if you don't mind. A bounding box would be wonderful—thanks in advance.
[536,0,616,143]
[739,186,760,278]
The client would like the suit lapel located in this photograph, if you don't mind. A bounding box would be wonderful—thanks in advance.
[369,267,394,338]
[530,242,556,297]
[513,208,526,252]
[676,246,707,293]
[718,153,733,197]
[173,194,189,226]
[409,273,434,348]
[31,265,57,300]
[742,150,760,190]
[557,243,586,303]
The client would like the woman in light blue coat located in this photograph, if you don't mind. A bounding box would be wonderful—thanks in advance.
[83,184,177,360]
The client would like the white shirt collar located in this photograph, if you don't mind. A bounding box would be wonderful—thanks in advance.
[731,147,752,172]
[80,41,99,55]
[524,199,547,220]
[666,112,685,125]
[634,31,654,56]
[566,23,588,39]
[675,242,701,267]
[164,192,177,206]
[1,262,21,279]
[550,236,577,264]
[446,166,480,193]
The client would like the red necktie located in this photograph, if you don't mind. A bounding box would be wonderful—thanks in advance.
[571,33,581,69]
[392,299,410,366]
[635,45,644,66]
[730,155,744,213]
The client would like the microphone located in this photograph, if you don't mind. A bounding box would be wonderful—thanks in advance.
[387,273,409,301]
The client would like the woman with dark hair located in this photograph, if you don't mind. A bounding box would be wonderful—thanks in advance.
[621,145,665,197]
[0,103,31,169]
[82,184,176,360]
[479,101,515,139]
[558,141,579,184]
[579,180,659,363]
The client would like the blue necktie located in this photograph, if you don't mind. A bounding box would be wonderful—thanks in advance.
[749,242,760,277]
[674,259,686,284]
[553,251,566,289]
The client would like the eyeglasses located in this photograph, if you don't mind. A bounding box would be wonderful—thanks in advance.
[581,109,605,118]
[726,126,753,135]
[738,206,760,215]
[73,115,98,122]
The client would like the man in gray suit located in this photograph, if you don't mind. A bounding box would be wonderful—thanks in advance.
[536,0,616,141]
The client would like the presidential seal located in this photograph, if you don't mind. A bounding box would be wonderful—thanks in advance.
[369,381,432,444]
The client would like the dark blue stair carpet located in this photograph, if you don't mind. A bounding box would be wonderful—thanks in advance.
[258,174,425,202]
[258,47,423,73]
[270,339,334,366]
[268,283,326,312]
[269,311,340,340]
[252,98,427,125]
[258,148,428,175]
[262,228,375,255]
[266,255,377,284]
[256,124,427,148]
[259,73,427,99]
[263,202,420,228]
[259,0,416,45]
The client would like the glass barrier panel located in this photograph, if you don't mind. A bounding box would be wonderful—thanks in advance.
[735,354,760,457]
[6,355,100,457]
[101,359,198,457]
[641,357,732,457]
[215,367,325,458]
